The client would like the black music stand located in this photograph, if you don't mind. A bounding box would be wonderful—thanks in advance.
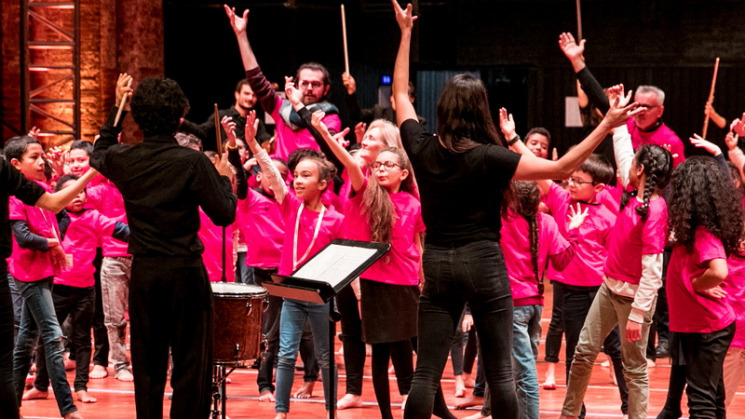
[265,239,390,419]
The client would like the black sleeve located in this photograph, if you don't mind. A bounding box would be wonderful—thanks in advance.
[180,116,218,152]
[91,106,125,178]
[57,210,69,239]
[228,148,248,200]
[2,160,46,206]
[715,153,733,183]
[296,107,344,173]
[112,221,130,243]
[576,67,610,114]
[191,154,237,227]
[11,220,49,251]
[345,93,376,125]
[400,119,427,159]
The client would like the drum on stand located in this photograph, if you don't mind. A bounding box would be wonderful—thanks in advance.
[210,282,268,419]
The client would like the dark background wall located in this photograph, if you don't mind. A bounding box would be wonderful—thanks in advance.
[162,0,745,155]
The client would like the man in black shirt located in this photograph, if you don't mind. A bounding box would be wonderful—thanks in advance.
[91,74,237,419]
[180,79,270,152]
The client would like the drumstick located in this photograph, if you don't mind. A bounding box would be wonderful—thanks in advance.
[214,104,222,148]
[113,78,133,127]
[341,4,349,75]
[702,57,720,140]
[576,0,583,41]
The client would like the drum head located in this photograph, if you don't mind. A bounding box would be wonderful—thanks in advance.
[211,282,267,298]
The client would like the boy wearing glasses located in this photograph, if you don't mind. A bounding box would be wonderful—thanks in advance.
[537,154,631,418]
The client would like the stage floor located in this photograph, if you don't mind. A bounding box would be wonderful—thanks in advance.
[18,282,745,418]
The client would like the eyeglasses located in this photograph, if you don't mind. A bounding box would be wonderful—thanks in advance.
[371,161,402,171]
[299,81,324,89]
[567,177,594,186]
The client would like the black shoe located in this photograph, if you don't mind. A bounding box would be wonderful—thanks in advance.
[656,406,681,419]
[655,340,670,358]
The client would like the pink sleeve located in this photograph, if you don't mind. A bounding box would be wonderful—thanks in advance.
[94,211,118,237]
[697,229,726,265]
[545,182,569,215]
[8,197,26,221]
[322,113,342,133]
[641,201,668,255]
[543,214,574,271]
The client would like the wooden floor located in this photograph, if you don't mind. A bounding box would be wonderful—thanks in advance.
[18,283,745,418]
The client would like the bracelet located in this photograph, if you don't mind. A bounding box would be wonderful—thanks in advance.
[507,135,520,146]
[225,142,238,150]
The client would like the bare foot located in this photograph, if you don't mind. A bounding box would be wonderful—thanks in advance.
[274,413,287,419]
[647,358,656,368]
[455,394,483,410]
[337,393,362,409]
[464,413,490,419]
[258,389,276,402]
[454,375,467,398]
[63,410,84,419]
[64,356,76,371]
[463,374,475,388]
[293,381,315,399]
[22,387,48,400]
[89,365,108,379]
[115,369,134,382]
[75,390,97,403]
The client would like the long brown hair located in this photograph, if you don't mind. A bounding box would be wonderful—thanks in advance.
[362,147,416,243]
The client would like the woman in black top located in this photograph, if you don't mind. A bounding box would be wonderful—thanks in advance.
[390,3,644,418]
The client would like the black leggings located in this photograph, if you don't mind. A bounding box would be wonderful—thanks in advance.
[371,340,414,419]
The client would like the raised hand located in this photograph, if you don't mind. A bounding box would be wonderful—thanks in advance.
[214,151,235,181]
[27,126,41,139]
[660,143,680,161]
[603,84,642,128]
[341,72,356,95]
[724,130,739,151]
[498,108,516,139]
[115,73,134,110]
[689,133,722,156]
[392,0,417,32]
[354,122,367,144]
[732,114,745,137]
[567,202,589,230]
[46,146,67,177]
[284,76,303,107]
[558,32,585,62]
[221,115,237,147]
[224,4,249,35]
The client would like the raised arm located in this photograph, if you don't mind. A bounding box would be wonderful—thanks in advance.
[512,85,642,180]
[309,111,362,192]
[225,5,258,72]
[35,168,99,213]
[559,32,610,114]
[242,111,287,204]
[392,1,418,126]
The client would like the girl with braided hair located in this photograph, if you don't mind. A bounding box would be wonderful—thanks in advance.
[665,155,743,418]
[560,121,673,419]
[498,180,580,419]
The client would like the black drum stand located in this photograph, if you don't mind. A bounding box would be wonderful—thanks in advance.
[211,363,236,419]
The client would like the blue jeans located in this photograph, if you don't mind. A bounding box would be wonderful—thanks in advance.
[512,304,542,419]
[404,240,518,419]
[234,252,255,285]
[12,277,76,416]
[275,298,336,413]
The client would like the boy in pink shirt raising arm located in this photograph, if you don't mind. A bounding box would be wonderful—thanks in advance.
[24,174,129,404]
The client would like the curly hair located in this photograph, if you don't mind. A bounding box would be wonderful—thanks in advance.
[510,180,543,293]
[620,145,672,220]
[130,77,190,137]
[668,156,744,255]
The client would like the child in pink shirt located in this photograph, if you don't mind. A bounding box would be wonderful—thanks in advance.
[665,156,743,417]
[723,241,745,409]
[560,123,673,419]
[500,180,576,419]
[311,108,423,419]
[197,207,234,282]
[26,174,129,404]
[242,110,343,418]
[6,136,82,419]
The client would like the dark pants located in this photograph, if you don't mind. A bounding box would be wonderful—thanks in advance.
[92,248,109,366]
[372,340,414,419]
[129,257,213,419]
[35,284,95,392]
[254,268,318,393]
[0,263,20,419]
[563,284,629,416]
[544,280,565,363]
[336,283,365,395]
[681,322,735,419]
[404,240,518,419]
[463,327,478,375]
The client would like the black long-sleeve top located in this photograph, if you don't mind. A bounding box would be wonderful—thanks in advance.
[91,107,237,259]
[180,106,270,153]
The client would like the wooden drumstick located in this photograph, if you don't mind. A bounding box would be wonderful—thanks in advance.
[703,57,720,140]
[214,103,222,148]
[576,0,583,41]
[113,78,133,127]
[341,4,350,75]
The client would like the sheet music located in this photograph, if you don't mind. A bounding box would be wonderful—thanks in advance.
[293,244,378,287]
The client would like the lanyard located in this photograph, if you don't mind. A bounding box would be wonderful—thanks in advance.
[293,203,325,270]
